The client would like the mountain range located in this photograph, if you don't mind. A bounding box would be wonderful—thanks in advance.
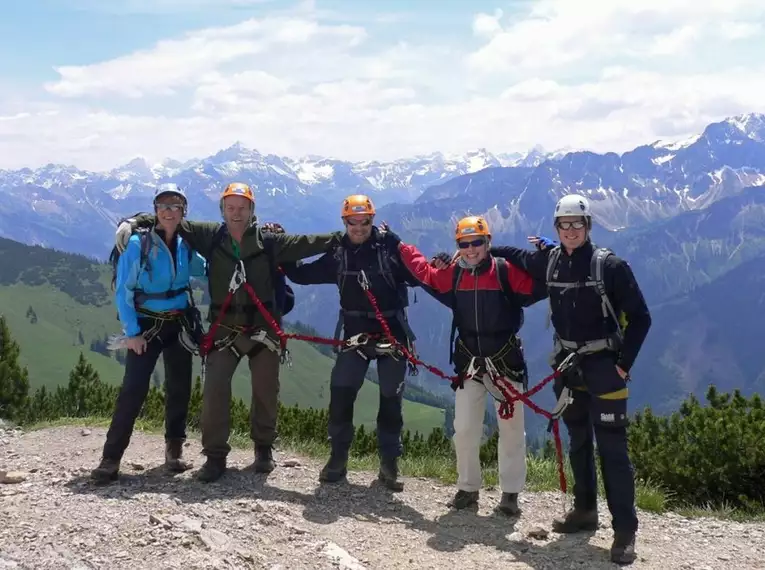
[2,111,765,428]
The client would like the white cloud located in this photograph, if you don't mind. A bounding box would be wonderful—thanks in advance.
[3,1,765,170]
[466,0,765,73]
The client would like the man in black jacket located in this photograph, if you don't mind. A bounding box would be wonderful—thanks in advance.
[281,194,427,491]
[486,193,651,565]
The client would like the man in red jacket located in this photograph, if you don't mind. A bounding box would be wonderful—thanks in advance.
[383,216,545,515]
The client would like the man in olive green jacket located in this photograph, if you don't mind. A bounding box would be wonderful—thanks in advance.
[115,182,343,482]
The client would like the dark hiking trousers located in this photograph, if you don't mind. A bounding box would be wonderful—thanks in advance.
[200,328,281,458]
[553,351,638,534]
[328,348,407,459]
[102,319,192,461]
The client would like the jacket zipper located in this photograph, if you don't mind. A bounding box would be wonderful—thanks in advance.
[154,231,178,286]
[473,266,482,356]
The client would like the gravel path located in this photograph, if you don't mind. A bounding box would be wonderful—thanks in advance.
[1,424,763,569]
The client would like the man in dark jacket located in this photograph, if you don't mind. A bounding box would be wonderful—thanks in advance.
[115,182,343,482]
[281,194,425,491]
[488,193,651,565]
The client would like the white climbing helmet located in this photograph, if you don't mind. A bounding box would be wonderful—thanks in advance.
[554,194,591,219]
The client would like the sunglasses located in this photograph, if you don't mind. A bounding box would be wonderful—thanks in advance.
[345,218,372,227]
[156,203,184,212]
[457,238,486,249]
[556,220,586,230]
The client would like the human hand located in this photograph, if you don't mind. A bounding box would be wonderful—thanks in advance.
[126,335,147,355]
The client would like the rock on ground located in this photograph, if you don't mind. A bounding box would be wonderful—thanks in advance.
[1,426,764,569]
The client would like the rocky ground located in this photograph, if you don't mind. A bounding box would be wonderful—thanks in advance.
[1,423,764,570]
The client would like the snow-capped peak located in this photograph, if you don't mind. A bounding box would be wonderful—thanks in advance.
[726,112,765,142]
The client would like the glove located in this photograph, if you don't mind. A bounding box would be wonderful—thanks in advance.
[262,222,285,234]
[529,235,557,251]
[430,251,453,269]
[379,222,401,247]
[115,220,135,253]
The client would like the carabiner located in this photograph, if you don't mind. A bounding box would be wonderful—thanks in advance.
[357,269,370,291]
[229,260,247,292]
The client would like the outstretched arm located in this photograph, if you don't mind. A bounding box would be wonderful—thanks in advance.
[115,213,221,258]
[271,231,343,263]
[281,251,338,285]
[489,236,556,283]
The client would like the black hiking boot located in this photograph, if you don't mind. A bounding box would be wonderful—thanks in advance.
[319,451,348,483]
[196,456,226,483]
[164,439,192,473]
[377,456,404,492]
[447,489,479,509]
[552,507,599,533]
[90,458,120,485]
[610,531,636,565]
[496,492,520,516]
[253,445,275,473]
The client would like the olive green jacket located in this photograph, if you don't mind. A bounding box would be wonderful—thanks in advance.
[130,214,342,334]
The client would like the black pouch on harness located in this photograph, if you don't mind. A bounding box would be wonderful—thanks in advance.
[179,305,206,354]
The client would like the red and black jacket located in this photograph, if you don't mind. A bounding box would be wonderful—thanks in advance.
[398,243,545,370]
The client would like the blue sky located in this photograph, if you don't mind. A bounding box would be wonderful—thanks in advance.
[1,0,765,170]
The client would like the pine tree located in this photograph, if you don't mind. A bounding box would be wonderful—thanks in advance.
[0,316,30,421]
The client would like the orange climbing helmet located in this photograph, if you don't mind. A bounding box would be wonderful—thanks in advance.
[455,216,491,240]
[341,194,375,218]
[221,182,255,203]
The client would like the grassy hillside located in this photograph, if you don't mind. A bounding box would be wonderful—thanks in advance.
[0,238,445,435]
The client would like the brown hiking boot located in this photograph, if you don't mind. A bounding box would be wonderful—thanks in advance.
[377,456,404,492]
[253,445,275,473]
[552,507,599,533]
[448,489,479,509]
[196,456,226,483]
[164,439,192,473]
[610,531,636,564]
[496,492,520,516]
[319,451,348,483]
[90,458,120,485]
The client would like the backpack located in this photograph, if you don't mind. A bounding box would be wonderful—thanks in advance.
[448,257,515,363]
[544,245,623,337]
[206,224,295,316]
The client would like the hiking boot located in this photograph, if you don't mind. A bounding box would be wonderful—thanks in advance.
[377,456,404,492]
[447,489,479,509]
[253,445,275,473]
[319,451,348,483]
[164,439,192,473]
[552,507,599,533]
[196,456,226,483]
[610,531,636,565]
[90,458,120,485]
[496,492,520,516]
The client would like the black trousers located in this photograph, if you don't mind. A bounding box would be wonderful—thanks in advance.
[554,352,638,534]
[328,348,407,459]
[102,319,193,461]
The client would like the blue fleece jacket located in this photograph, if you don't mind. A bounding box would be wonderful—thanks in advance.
[115,230,207,337]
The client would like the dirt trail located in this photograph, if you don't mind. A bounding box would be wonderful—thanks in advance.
[1,424,763,569]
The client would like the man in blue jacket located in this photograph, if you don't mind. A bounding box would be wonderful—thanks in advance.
[91,184,207,484]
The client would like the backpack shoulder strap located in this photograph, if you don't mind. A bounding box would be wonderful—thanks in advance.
[138,229,152,270]
[591,246,622,334]
[545,245,562,284]
[448,265,464,364]
[262,233,278,283]
[334,245,346,290]
[494,257,512,297]
[376,236,399,290]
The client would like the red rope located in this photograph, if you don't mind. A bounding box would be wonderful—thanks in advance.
[199,266,569,497]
